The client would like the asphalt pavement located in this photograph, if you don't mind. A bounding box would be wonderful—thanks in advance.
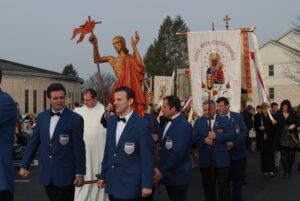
[14,152,300,201]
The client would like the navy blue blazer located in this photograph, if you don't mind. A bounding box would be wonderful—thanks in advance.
[158,114,192,186]
[100,112,154,199]
[193,114,235,168]
[21,107,85,187]
[228,111,248,160]
[0,89,17,192]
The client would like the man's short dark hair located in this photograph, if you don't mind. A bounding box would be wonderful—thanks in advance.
[271,102,278,108]
[0,67,2,83]
[163,95,181,112]
[83,88,97,99]
[115,86,135,100]
[47,83,66,98]
[256,105,261,110]
[216,97,230,105]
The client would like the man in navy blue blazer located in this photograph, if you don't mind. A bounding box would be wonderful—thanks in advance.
[0,68,17,201]
[216,97,247,201]
[154,95,192,201]
[193,100,234,201]
[98,86,154,201]
[20,83,86,201]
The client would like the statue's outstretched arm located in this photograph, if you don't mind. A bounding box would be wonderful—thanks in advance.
[131,31,143,66]
[89,34,113,63]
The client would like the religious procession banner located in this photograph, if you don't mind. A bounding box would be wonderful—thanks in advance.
[153,75,173,105]
[177,69,191,101]
[187,30,241,115]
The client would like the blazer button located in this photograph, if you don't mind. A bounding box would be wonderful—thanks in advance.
[49,144,52,147]
[112,165,115,168]
[49,156,52,159]
[113,154,117,157]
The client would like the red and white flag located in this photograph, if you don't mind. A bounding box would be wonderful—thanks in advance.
[251,51,269,104]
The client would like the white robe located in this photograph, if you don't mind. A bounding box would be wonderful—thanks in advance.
[74,102,108,201]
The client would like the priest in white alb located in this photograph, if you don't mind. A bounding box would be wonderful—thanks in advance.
[74,88,108,201]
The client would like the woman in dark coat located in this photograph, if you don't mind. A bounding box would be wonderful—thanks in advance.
[295,105,300,171]
[254,103,276,176]
[274,100,300,177]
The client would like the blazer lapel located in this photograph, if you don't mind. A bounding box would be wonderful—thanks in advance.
[116,113,137,151]
[203,118,209,135]
[44,110,51,143]
[111,116,118,149]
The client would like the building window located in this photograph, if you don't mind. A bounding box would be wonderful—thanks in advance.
[269,65,274,76]
[68,92,71,108]
[72,92,74,109]
[269,88,275,99]
[33,90,37,114]
[43,91,47,111]
[25,90,29,113]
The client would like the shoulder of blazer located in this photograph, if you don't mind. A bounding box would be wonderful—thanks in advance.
[37,109,51,119]
[198,116,207,123]
[0,90,14,103]
[177,115,190,128]
[66,107,83,120]
[230,111,240,121]
[131,112,147,127]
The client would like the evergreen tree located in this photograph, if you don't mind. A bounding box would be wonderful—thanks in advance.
[62,64,79,77]
[144,15,190,76]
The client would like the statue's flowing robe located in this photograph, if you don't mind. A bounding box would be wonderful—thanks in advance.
[109,54,146,117]
[74,102,108,201]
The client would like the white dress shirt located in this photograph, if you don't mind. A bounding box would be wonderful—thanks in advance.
[49,107,65,139]
[224,112,230,119]
[162,113,181,139]
[116,111,133,145]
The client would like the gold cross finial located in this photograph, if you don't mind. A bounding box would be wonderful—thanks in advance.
[223,15,231,30]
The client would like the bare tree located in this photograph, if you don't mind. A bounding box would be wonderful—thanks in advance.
[283,53,300,86]
[293,16,300,31]
[84,72,116,104]
[283,18,300,85]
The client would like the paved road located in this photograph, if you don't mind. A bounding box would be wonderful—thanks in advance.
[14,152,300,201]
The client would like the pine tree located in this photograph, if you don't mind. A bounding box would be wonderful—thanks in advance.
[144,15,190,76]
[62,64,79,77]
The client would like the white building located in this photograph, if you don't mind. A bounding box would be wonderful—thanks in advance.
[0,59,83,115]
[249,29,300,107]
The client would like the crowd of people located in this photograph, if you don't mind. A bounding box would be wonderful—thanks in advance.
[1,66,300,201]
[241,101,300,178]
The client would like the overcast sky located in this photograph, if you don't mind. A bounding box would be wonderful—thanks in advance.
[0,0,299,80]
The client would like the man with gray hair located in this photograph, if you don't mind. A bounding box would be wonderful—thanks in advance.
[193,99,234,201]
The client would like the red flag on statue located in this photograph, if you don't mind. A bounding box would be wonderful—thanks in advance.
[71,20,96,44]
